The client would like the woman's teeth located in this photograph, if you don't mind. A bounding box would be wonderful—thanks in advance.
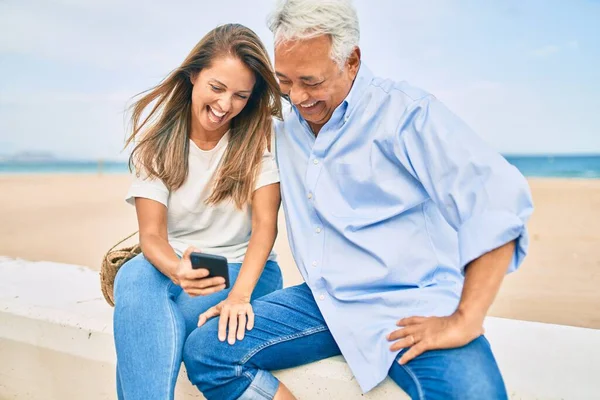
[208,106,226,123]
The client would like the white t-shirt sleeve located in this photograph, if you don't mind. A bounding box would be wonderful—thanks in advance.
[125,170,170,207]
[254,149,280,191]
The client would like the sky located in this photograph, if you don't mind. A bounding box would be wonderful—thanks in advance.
[0,0,599,160]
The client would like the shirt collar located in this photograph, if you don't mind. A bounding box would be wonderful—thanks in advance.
[343,62,373,117]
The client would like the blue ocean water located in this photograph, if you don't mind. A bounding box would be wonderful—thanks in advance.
[0,155,599,178]
[503,155,600,178]
[0,160,129,175]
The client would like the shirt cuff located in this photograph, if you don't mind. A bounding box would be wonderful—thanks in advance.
[457,209,529,274]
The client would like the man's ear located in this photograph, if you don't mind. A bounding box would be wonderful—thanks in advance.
[347,47,361,75]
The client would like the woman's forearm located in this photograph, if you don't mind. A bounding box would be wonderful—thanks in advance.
[140,233,180,283]
[229,222,278,300]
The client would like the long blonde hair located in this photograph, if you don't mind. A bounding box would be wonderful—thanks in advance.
[125,24,282,208]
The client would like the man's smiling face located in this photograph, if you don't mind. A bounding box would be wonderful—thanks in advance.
[274,35,360,134]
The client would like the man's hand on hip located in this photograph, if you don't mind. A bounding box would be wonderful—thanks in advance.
[387,311,484,365]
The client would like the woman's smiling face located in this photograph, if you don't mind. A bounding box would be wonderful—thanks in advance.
[190,55,256,136]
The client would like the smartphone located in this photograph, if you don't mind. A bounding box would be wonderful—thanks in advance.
[190,252,230,289]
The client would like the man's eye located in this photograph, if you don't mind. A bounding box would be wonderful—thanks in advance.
[306,82,323,87]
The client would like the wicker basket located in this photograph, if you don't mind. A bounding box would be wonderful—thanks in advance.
[100,231,141,307]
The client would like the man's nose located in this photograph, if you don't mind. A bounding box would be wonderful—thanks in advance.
[289,86,309,106]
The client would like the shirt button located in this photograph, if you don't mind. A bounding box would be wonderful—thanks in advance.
[313,159,319,165]
[315,227,322,233]
[312,261,318,267]
[307,192,313,199]
[319,294,325,301]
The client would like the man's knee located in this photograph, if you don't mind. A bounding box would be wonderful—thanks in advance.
[183,321,242,394]
[393,336,507,400]
[436,337,507,400]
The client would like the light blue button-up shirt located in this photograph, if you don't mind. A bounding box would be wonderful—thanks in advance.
[273,63,534,392]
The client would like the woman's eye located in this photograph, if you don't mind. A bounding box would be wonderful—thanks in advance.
[236,94,248,100]
[210,85,223,92]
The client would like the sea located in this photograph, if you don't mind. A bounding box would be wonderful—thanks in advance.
[1,155,599,178]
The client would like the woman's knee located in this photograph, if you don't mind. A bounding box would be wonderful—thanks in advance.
[114,254,167,304]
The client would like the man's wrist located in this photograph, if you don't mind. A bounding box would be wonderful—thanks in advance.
[454,306,486,326]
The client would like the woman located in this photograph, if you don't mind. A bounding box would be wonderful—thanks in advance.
[113,24,283,399]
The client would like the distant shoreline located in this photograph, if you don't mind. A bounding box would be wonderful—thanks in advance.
[1,174,598,182]
[1,154,600,178]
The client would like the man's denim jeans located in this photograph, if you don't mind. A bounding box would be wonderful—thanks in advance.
[112,254,283,400]
[183,283,508,400]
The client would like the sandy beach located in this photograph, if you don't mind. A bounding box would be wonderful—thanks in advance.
[1,174,598,329]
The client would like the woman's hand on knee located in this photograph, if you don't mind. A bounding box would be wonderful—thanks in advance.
[197,295,255,345]
[175,247,227,296]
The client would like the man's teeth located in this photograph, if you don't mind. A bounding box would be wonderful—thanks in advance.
[300,102,317,108]
[210,107,226,117]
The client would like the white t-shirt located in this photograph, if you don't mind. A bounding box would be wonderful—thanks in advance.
[125,132,279,263]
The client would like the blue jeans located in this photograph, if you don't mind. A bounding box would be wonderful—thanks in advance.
[183,283,508,400]
[113,254,283,400]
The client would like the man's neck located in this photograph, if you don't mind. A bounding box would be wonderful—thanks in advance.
[308,121,325,136]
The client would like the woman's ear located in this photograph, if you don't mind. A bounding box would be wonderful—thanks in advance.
[190,71,198,85]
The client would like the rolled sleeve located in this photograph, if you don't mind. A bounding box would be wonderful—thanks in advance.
[395,95,534,274]
[458,210,528,274]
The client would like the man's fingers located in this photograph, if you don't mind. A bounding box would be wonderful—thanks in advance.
[387,326,417,342]
[389,333,421,352]
[397,316,427,326]
[398,342,427,365]
[197,306,220,327]
[388,325,420,352]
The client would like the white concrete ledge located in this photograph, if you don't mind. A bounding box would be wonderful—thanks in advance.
[1,257,599,399]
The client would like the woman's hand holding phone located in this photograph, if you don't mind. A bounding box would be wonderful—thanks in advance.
[174,247,227,296]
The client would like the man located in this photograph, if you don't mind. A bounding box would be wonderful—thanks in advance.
[183,1,534,399]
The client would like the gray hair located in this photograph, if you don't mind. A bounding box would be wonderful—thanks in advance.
[267,0,360,68]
